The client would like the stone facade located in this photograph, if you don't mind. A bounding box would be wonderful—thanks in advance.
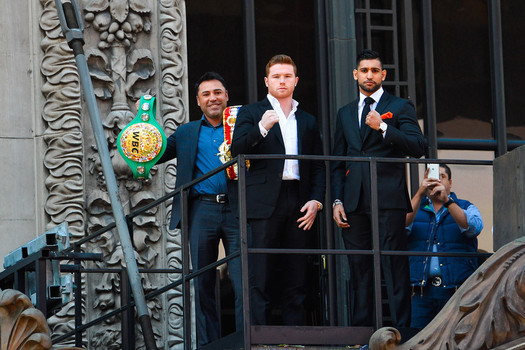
[0,0,189,348]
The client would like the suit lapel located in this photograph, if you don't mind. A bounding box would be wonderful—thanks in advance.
[375,91,390,115]
[188,121,201,166]
[344,102,362,148]
[296,110,306,154]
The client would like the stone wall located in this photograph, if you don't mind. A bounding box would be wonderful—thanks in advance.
[0,0,189,348]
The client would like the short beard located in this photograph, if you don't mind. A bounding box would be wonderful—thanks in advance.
[206,112,222,121]
[359,81,380,93]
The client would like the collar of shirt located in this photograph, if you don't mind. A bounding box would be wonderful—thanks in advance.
[359,87,384,110]
[200,115,222,128]
[424,195,449,223]
[267,93,299,119]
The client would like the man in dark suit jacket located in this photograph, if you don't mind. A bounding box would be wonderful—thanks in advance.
[231,54,325,326]
[157,72,242,347]
[331,50,425,327]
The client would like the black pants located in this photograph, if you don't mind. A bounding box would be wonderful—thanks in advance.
[342,208,411,327]
[189,199,243,347]
[248,180,308,326]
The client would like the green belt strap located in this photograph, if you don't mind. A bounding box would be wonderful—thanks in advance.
[117,95,167,180]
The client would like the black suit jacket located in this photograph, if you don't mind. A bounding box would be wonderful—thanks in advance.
[231,97,325,219]
[331,91,425,213]
[157,120,203,229]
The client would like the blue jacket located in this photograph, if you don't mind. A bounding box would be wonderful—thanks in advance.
[407,192,481,289]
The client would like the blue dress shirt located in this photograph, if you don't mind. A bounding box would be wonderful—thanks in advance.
[193,116,228,195]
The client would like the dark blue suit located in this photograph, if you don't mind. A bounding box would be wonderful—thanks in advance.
[158,119,243,346]
[231,97,325,325]
[331,91,425,327]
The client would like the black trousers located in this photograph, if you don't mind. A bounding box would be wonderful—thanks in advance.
[247,180,308,326]
[189,199,243,347]
[342,208,411,327]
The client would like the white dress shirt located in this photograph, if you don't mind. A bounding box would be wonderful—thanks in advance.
[259,94,300,180]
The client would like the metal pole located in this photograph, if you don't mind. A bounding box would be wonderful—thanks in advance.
[54,1,157,349]
[369,158,383,329]
[242,0,258,103]
[314,0,337,326]
[488,0,507,157]
[73,247,83,347]
[238,155,252,350]
[181,189,192,349]
[422,0,438,159]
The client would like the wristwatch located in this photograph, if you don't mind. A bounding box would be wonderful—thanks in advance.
[379,122,387,134]
[333,199,343,208]
[443,196,455,208]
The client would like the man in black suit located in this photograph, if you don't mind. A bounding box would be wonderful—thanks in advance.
[231,54,325,325]
[331,49,425,327]
[156,72,242,346]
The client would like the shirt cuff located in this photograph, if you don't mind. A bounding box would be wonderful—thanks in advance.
[313,200,323,211]
[258,121,269,137]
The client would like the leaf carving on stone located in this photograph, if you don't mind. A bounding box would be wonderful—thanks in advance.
[0,290,84,350]
[84,0,109,12]
[109,0,129,23]
[86,49,114,100]
[369,239,525,350]
[125,48,155,100]
[454,247,525,349]
[129,0,151,14]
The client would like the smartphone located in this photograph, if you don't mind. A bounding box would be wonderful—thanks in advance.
[427,163,439,180]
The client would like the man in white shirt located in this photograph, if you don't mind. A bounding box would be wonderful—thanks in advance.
[231,54,325,326]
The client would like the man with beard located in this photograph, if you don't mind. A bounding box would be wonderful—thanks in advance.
[331,49,425,327]
[155,72,243,347]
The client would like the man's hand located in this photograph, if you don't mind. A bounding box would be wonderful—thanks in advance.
[297,200,319,230]
[428,183,447,202]
[333,203,350,228]
[260,110,280,131]
[420,177,441,194]
[365,110,382,130]
[418,168,446,201]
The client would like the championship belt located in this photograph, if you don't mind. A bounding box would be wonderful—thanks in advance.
[117,95,167,180]
[217,105,250,180]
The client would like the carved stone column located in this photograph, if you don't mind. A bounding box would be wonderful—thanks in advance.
[39,0,188,348]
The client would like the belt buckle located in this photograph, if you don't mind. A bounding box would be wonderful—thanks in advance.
[431,276,442,287]
[216,194,227,203]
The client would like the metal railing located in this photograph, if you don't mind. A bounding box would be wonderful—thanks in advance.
[38,154,493,349]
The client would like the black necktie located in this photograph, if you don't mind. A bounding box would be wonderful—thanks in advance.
[360,96,375,138]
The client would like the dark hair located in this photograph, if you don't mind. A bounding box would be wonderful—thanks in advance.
[439,163,452,180]
[265,54,297,76]
[356,49,383,69]
[194,72,227,95]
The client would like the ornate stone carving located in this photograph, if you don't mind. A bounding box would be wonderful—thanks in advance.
[40,0,85,240]
[0,289,84,350]
[369,238,525,350]
[158,0,188,348]
[39,0,187,347]
[40,0,87,346]
[80,0,164,347]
